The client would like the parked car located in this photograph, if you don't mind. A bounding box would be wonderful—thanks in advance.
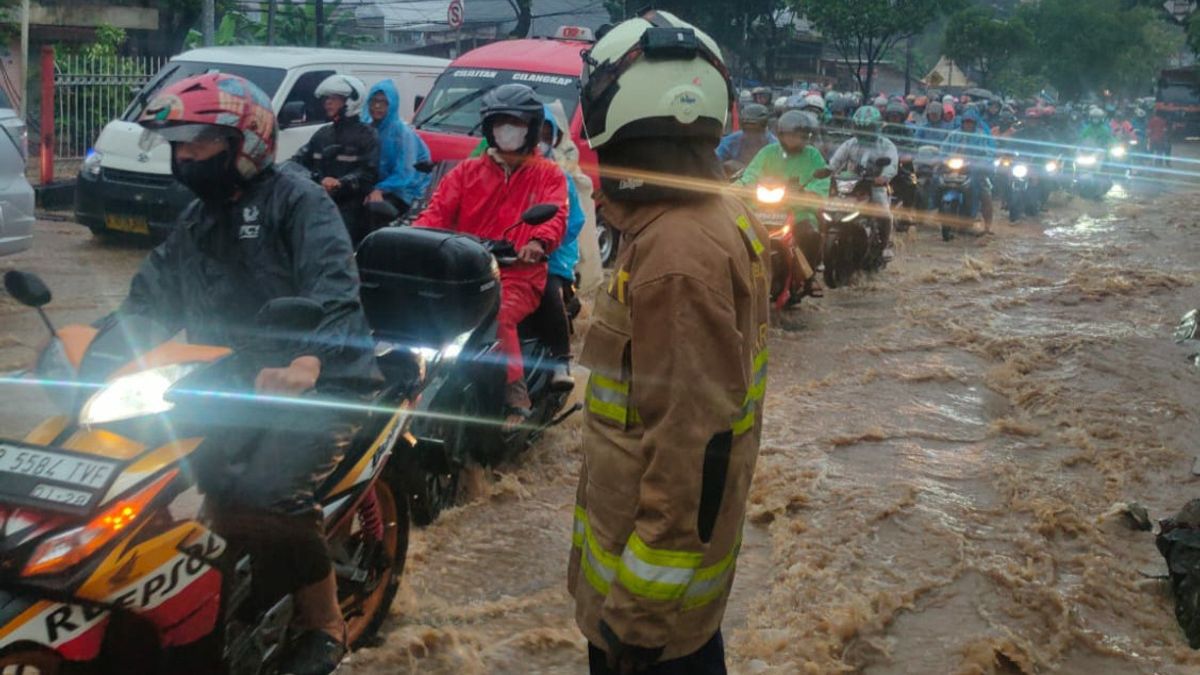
[0,89,34,257]
[75,46,448,238]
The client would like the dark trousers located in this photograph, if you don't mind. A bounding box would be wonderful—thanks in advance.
[588,630,726,675]
[524,274,571,360]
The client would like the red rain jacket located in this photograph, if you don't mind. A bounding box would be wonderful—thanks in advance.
[415,153,568,282]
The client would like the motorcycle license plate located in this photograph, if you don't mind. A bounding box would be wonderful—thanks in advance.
[754,210,788,227]
[0,441,122,513]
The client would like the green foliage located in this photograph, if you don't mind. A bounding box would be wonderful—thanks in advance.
[793,0,962,97]
[942,6,1030,88]
[183,0,368,49]
[1189,12,1200,56]
[1015,0,1176,99]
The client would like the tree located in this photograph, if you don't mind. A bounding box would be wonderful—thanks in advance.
[1017,0,1174,99]
[181,0,366,49]
[942,7,1030,89]
[794,0,962,98]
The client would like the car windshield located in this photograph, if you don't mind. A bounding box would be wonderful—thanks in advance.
[414,68,579,135]
[1158,82,1200,106]
[122,61,288,121]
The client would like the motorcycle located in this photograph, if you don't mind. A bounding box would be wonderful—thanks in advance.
[1072,146,1113,201]
[889,153,922,233]
[0,269,421,673]
[819,157,893,289]
[357,205,580,525]
[993,153,1039,223]
[748,173,828,310]
[935,155,975,241]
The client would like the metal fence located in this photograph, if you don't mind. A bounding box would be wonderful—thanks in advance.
[52,54,169,162]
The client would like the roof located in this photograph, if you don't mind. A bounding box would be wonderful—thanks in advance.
[357,0,609,36]
[451,38,589,76]
[173,46,450,69]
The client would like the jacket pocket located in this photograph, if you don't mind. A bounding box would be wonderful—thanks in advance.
[579,319,634,430]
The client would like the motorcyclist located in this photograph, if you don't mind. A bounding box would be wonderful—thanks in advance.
[883,100,913,149]
[361,79,431,222]
[738,110,830,265]
[943,107,996,233]
[828,105,899,258]
[1148,110,1171,167]
[911,95,929,123]
[716,103,777,170]
[912,103,955,150]
[751,86,773,108]
[414,84,567,429]
[291,74,379,246]
[132,73,379,675]
[525,101,587,389]
[1079,107,1114,148]
[802,93,827,121]
[1110,108,1136,144]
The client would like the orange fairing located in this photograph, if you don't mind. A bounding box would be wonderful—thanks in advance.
[56,325,99,371]
[110,342,231,380]
[23,470,178,577]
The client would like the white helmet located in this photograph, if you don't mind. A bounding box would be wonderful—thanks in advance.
[580,10,732,149]
[315,74,367,117]
[774,96,789,110]
[1089,106,1105,121]
[803,94,826,113]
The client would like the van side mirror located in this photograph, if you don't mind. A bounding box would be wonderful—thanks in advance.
[279,101,306,127]
[414,95,425,113]
[4,271,51,308]
[521,203,559,226]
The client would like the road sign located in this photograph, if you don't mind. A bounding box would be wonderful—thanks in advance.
[448,0,465,29]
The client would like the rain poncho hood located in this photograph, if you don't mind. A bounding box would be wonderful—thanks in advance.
[543,102,586,282]
[362,78,431,204]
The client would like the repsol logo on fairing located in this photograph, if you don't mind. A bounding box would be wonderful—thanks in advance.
[43,533,225,643]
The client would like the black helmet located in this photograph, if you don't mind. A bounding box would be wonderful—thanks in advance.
[741,103,770,125]
[481,83,544,154]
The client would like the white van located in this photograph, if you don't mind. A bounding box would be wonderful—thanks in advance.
[75,46,448,237]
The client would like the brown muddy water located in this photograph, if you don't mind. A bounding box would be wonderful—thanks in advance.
[3,176,1200,673]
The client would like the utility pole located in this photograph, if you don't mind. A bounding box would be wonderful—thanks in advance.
[267,0,277,46]
[19,0,28,119]
[315,0,325,47]
[202,0,215,46]
[903,35,913,96]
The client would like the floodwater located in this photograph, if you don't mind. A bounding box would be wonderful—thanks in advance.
[3,167,1200,674]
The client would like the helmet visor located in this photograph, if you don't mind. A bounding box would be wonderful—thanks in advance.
[139,123,237,152]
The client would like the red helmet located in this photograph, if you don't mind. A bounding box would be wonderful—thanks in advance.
[138,73,277,181]
[942,104,956,123]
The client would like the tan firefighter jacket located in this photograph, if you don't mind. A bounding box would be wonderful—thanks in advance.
[568,191,770,660]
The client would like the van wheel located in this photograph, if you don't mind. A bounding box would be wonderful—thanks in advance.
[598,217,619,267]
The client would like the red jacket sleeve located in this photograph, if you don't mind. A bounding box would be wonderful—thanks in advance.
[528,163,568,252]
[414,161,465,231]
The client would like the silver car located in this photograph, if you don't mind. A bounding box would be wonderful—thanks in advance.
[0,93,32,256]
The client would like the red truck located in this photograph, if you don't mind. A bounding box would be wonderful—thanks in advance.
[413,29,599,188]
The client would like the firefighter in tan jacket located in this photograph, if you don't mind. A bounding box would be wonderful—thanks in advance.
[570,11,770,674]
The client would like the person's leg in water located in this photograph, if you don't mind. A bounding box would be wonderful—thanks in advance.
[871,186,894,260]
[524,274,574,388]
[498,271,545,430]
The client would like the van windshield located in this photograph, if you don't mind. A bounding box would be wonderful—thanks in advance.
[123,62,288,121]
[414,68,579,135]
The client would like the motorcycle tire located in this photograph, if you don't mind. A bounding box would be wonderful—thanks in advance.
[822,236,844,289]
[337,477,410,648]
[1008,191,1023,223]
[405,385,481,525]
[941,224,954,242]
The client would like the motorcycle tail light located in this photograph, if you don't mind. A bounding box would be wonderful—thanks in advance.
[23,470,177,577]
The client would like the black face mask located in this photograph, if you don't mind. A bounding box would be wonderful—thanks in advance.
[171,149,239,203]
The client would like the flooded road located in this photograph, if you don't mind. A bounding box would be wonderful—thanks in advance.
[3,165,1200,673]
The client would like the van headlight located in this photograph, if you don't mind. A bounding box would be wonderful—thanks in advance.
[79,363,202,426]
[82,151,104,178]
[1011,164,1029,179]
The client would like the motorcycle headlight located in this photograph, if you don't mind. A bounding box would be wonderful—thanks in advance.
[1076,155,1098,167]
[1012,164,1029,179]
[821,212,833,222]
[756,185,786,204]
[947,157,965,170]
[1045,161,1059,173]
[82,151,103,178]
[79,363,202,426]
[1109,145,1126,158]
[841,211,861,222]
[993,159,1001,167]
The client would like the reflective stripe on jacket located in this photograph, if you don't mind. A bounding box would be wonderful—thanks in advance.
[568,192,770,660]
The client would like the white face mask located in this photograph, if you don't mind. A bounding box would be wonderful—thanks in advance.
[493,123,528,152]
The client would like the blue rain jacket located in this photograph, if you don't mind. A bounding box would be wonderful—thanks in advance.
[361,79,431,204]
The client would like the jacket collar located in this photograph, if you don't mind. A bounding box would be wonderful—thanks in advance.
[599,199,674,237]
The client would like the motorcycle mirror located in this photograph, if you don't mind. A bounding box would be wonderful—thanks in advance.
[521,203,559,226]
[413,161,435,174]
[255,297,325,334]
[874,157,893,168]
[812,168,832,179]
[366,200,399,220]
[4,270,51,308]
